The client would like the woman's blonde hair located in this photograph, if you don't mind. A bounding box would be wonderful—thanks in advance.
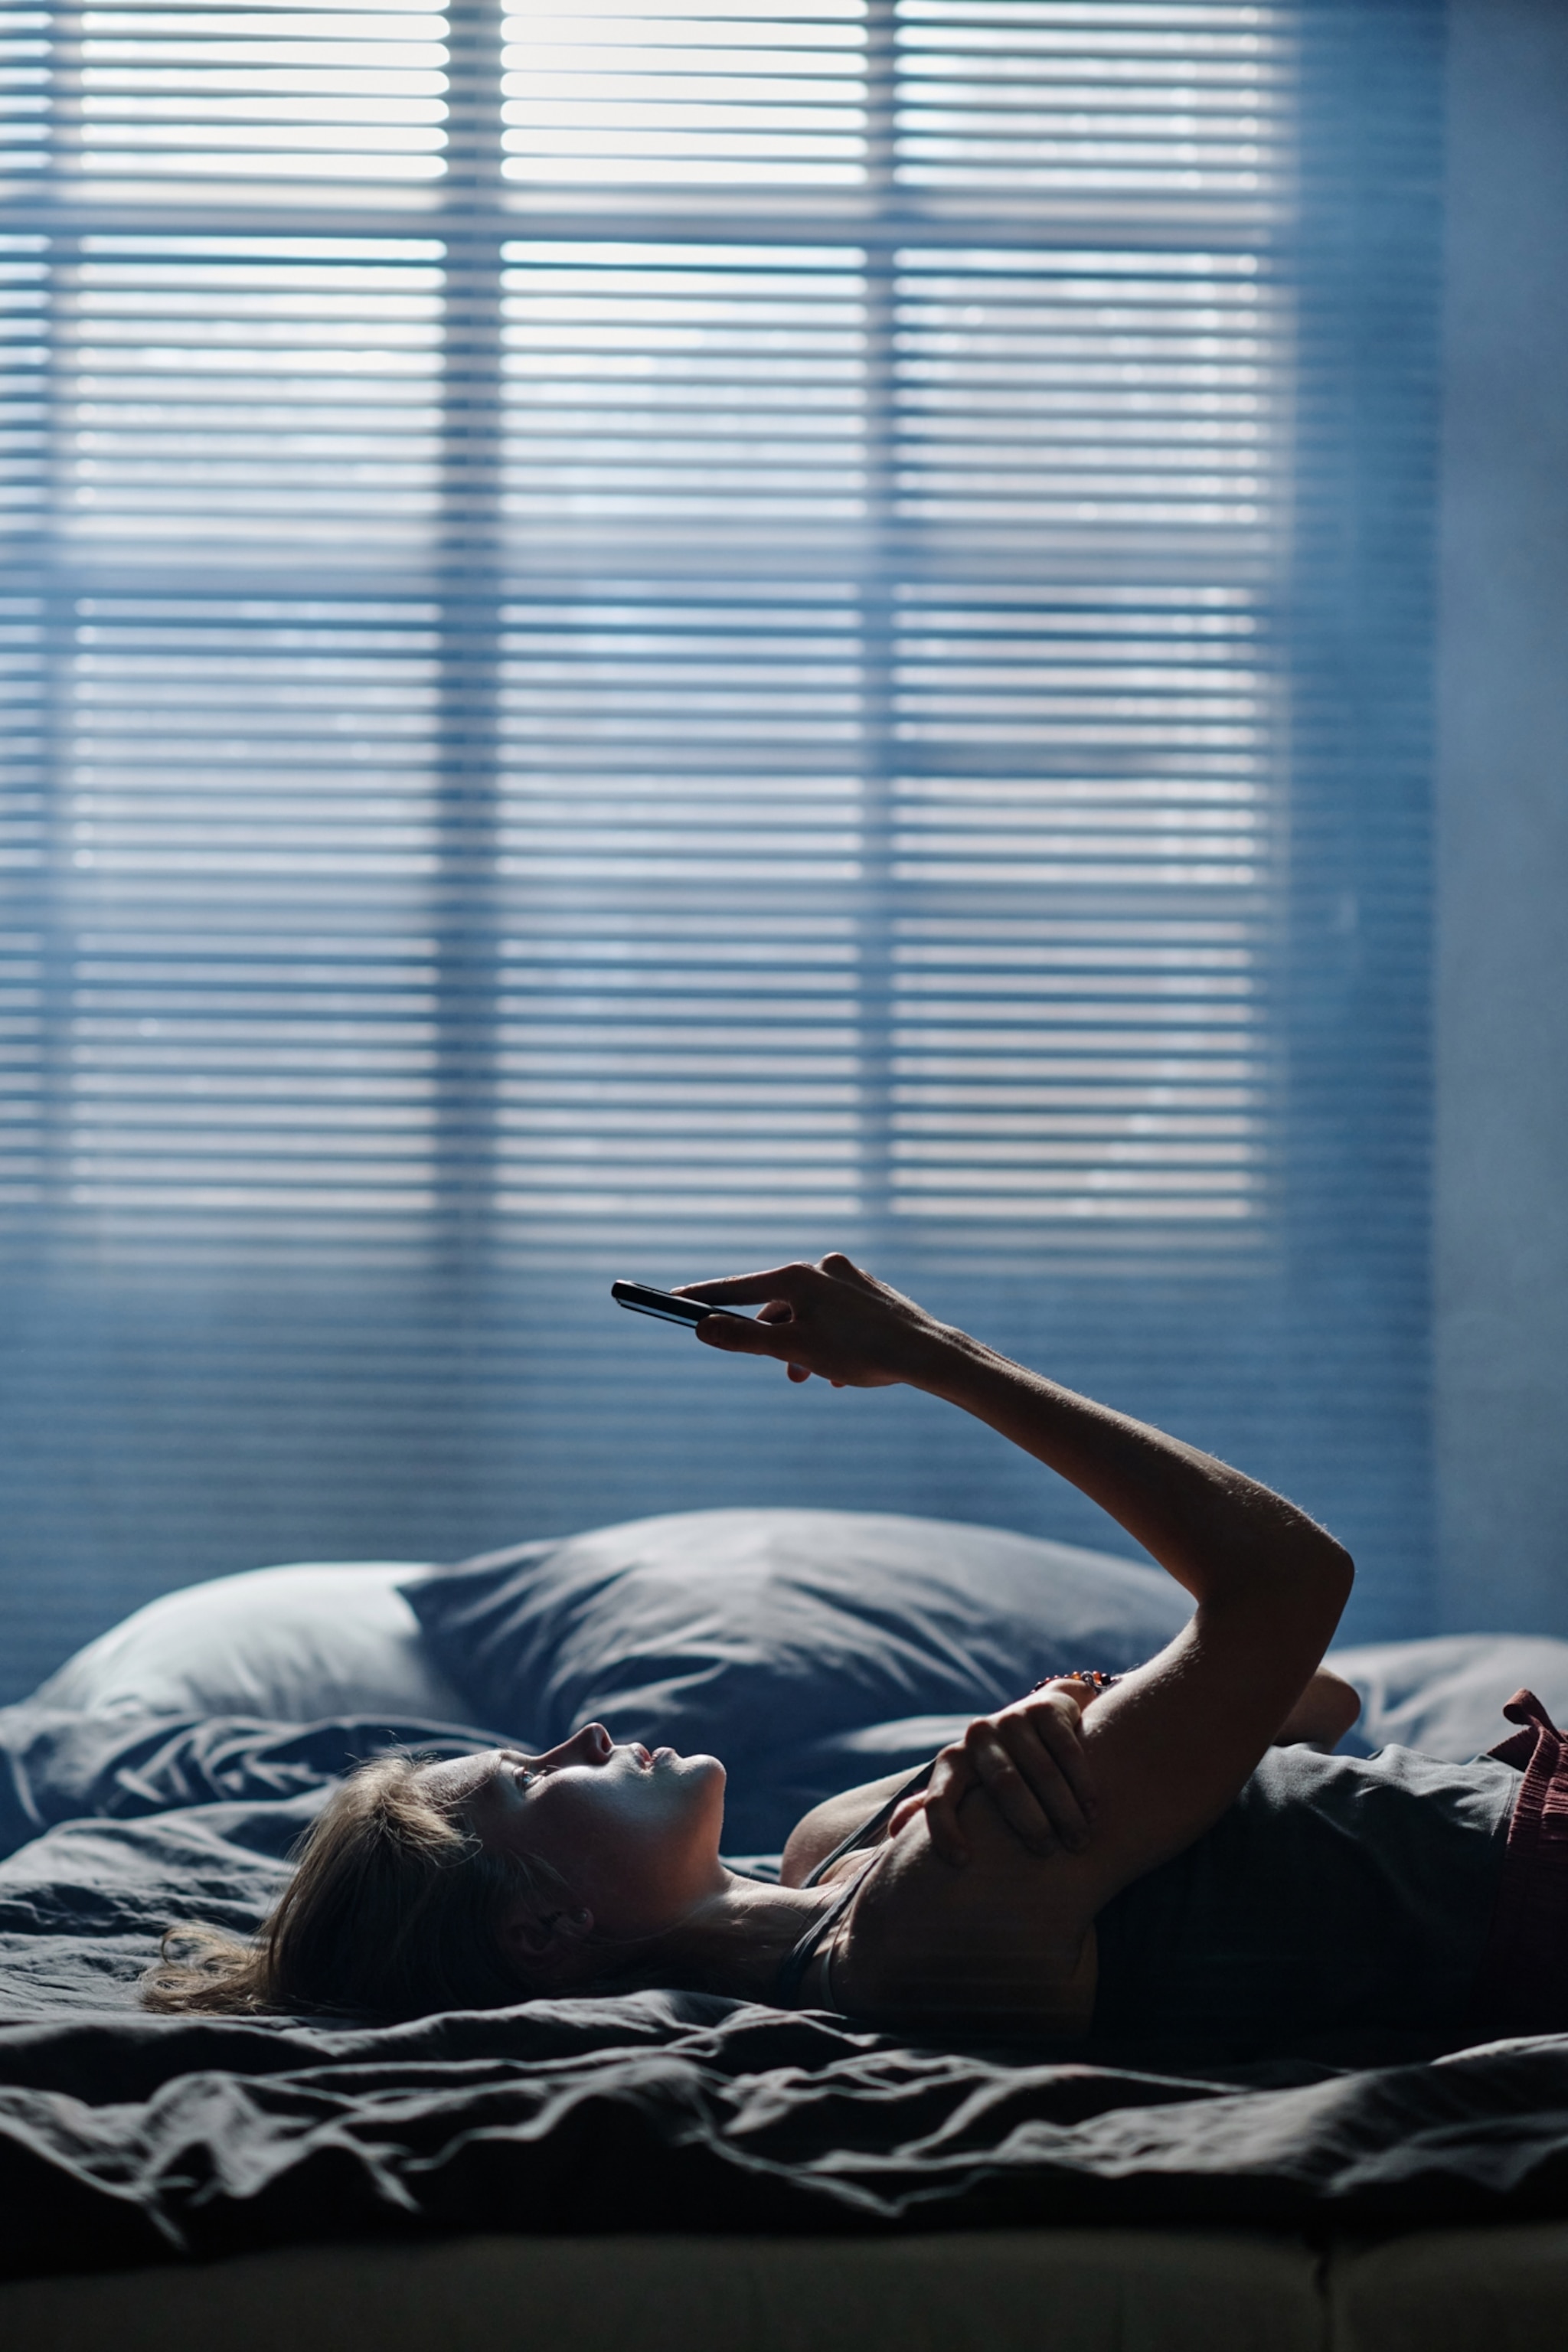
[142,1754,564,2020]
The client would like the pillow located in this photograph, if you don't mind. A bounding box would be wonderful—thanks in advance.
[402,1508,1190,1851]
[33,1562,478,1726]
[1328,1634,1568,1762]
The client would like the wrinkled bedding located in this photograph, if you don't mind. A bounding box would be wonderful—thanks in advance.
[2,1704,1568,2282]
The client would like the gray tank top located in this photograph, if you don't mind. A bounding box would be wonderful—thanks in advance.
[1090,1743,1519,2062]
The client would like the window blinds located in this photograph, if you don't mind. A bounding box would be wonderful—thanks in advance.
[0,2,1442,1690]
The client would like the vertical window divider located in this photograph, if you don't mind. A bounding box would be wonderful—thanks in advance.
[857,0,900,1248]
[433,0,508,1304]
[34,2,85,1276]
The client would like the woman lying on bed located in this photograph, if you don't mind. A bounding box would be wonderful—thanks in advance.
[145,1255,1555,2056]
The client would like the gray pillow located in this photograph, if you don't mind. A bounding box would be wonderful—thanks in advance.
[402,1508,1189,1851]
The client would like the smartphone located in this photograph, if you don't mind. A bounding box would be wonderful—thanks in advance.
[610,1279,754,1328]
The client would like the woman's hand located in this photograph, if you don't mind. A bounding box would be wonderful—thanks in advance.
[675,1253,957,1388]
[889,1680,1100,1867]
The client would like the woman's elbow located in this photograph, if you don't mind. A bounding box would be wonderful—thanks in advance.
[1305,1537,1355,1649]
[1274,1527,1353,1634]
[1326,1537,1355,1605]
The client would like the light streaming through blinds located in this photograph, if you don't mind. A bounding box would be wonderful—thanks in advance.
[9,138,1289,1261]
[501,2,870,184]
[0,0,1442,1686]
[61,243,446,541]
[40,3,452,187]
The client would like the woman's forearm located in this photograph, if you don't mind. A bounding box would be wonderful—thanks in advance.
[682,1253,1351,1625]
[906,1327,1351,1615]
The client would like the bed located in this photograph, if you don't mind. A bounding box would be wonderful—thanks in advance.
[2,1511,1567,2349]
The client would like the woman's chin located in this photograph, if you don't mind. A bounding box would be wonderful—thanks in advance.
[684,1752,729,1844]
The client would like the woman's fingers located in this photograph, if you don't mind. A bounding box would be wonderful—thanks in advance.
[962,1696,1096,1854]
[675,1263,811,1308]
[688,1306,799,1364]
[965,1723,1067,1854]
[694,1315,815,1388]
[917,1746,975,1866]
[1016,1690,1099,1831]
[671,1254,934,1390]
[677,1252,877,1308]
[680,1264,823,1377]
[913,1694,1098,1867]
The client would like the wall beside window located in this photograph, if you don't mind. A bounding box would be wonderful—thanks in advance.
[0,1,1446,1696]
[1435,0,1568,1633]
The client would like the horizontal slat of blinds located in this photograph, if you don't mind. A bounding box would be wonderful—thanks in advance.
[0,0,1440,1692]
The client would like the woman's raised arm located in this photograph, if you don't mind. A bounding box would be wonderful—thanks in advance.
[679,1253,1354,1911]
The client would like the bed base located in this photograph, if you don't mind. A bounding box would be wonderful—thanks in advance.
[1,2224,1561,2352]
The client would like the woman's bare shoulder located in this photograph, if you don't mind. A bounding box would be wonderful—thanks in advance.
[779,1769,916,1887]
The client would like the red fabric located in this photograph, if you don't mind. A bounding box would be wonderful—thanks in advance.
[1465,1688,1568,2040]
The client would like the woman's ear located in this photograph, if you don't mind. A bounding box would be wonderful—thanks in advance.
[498,1898,595,1965]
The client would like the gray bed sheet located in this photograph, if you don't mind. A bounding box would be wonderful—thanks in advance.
[2,1704,1568,2286]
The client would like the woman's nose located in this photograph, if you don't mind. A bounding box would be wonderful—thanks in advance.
[524,1723,613,1770]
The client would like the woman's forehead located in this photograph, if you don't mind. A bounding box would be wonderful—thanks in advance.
[418,1750,504,1806]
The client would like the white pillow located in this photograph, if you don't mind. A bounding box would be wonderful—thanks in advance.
[33,1562,476,1725]
[1330,1634,1568,1760]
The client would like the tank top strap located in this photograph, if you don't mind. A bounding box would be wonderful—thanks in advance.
[773,1853,879,2008]
[774,1754,946,2011]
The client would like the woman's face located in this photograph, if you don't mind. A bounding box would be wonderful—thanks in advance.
[422,1726,727,1955]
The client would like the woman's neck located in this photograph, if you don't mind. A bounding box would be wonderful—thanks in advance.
[642,1870,851,2005]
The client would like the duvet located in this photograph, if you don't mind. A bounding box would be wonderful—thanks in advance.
[1,1702,1568,2281]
